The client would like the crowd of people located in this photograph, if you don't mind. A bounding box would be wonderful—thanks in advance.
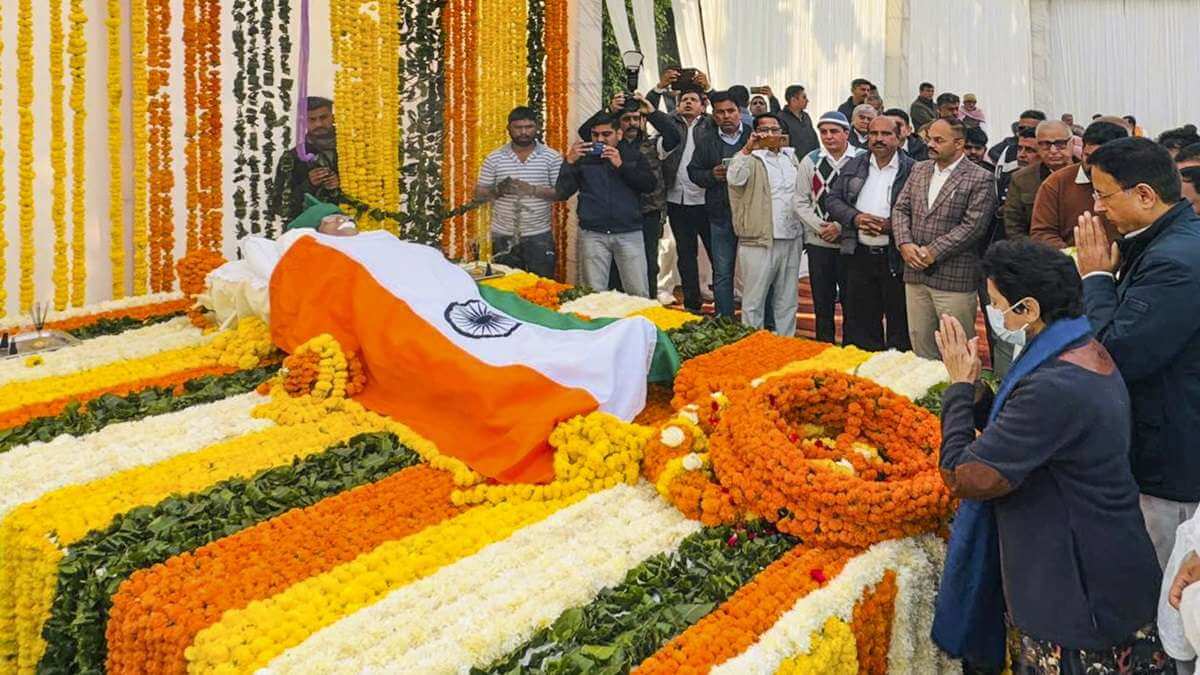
[265,76,1200,675]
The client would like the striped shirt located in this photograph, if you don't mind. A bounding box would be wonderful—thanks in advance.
[477,142,563,236]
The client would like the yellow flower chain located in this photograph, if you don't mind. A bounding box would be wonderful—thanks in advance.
[0,413,379,671]
[331,0,402,233]
[185,495,581,673]
[50,0,69,310]
[209,316,276,370]
[756,345,875,385]
[453,412,653,507]
[773,617,859,674]
[630,306,704,331]
[69,0,87,306]
[0,0,7,318]
[17,0,34,312]
[107,0,124,298]
[129,0,149,295]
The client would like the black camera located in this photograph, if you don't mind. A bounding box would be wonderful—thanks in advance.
[620,50,644,114]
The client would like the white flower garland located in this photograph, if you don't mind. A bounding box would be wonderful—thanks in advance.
[710,535,955,675]
[263,483,700,674]
[855,350,949,400]
[0,393,269,519]
[0,291,184,332]
[557,291,660,319]
[0,317,207,385]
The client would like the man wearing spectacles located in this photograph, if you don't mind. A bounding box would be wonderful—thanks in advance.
[1031,120,1128,248]
[1004,121,1072,241]
[726,113,803,335]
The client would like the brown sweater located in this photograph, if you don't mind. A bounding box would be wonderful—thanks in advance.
[1030,163,1119,247]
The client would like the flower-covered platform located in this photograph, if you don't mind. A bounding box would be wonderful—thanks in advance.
[0,272,962,674]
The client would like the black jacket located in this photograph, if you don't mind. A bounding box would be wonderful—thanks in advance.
[836,96,859,122]
[686,124,752,224]
[903,136,929,161]
[1083,201,1200,502]
[824,151,915,276]
[646,89,715,193]
[779,108,819,157]
[576,109,682,214]
[555,143,657,234]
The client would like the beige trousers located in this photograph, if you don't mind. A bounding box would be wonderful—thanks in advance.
[904,283,979,360]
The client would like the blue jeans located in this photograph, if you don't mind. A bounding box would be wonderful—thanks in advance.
[709,215,738,317]
[491,230,556,279]
[579,230,649,297]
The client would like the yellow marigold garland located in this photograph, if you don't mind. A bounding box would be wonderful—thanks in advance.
[129,0,149,294]
[631,306,703,331]
[774,617,859,674]
[17,0,35,312]
[107,0,125,298]
[452,412,653,506]
[69,0,87,306]
[50,0,70,310]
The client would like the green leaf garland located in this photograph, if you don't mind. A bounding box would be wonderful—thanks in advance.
[37,431,421,674]
[666,318,758,362]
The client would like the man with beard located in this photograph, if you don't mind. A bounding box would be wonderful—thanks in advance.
[475,106,564,277]
[825,116,916,351]
[584,92,682,293]
[269,97,343,223]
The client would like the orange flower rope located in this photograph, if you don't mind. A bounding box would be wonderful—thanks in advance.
[633,545,855,674]
[671,332,830,408]
[0,364,237,432]
[104,464,463,674]
[182,0,199,253]
[146,0,174,292]
[708,371,953,548]
[515,278,571,309]
[440,0,477,259]
[850,570,899,674]
[4,298,191,335]
[198,0,223,253]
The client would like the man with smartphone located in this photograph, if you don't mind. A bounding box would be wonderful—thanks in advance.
[726,113,804,336]
[269,97,343,223]
[556,113,657,297]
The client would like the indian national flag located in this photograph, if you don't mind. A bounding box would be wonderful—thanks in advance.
[270,232,673,484]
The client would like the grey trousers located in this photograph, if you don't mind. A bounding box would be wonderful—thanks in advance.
[579,229,650,298]
[739,238,801,337]
[905,283,979,360]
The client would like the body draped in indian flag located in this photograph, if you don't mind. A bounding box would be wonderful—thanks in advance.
[268,231,662,484]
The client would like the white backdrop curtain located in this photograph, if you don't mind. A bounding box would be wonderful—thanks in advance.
[1043,0,1200,136]
[684,0,888,118]
[905,0,1032,143]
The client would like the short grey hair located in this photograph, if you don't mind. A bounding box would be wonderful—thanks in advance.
[853,104,878,119]
[1036,120,1073,138]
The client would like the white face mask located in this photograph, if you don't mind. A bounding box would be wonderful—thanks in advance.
[986,299,1032,347]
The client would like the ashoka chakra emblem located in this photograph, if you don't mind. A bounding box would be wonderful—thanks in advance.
[444,300,521,339]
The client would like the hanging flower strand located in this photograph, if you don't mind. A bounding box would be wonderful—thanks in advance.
[107,0,125,298]
[129,0,150,294]
[0,0,8,318]
[17,0,36,312]
[50,0,70,310]
[69,0,88,306]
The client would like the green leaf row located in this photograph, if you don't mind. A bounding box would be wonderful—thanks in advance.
[666,317,758,362]
[64,311,186,341]
[0,365,280,454]
[476,522,796,675]
[38,431,422,675]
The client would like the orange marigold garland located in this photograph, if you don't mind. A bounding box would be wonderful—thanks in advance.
[146,0,174,292]
[175,249,226,327]
[545,0,569,279]
[634,546,855,674]
[642,416,741,525]
[515,278,571,309]
[197,0,224,252]
[671,332,830,408]
[182,0,200,252]
[440,0,477,259]
[708,371,953,548]
[850,570,899,674]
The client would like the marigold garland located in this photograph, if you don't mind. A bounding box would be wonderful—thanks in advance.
[642,415,742,525]
[850,570,899,674]
[50,0,70,310]
[281,334,367,399]
[708,371,953,548]
[774,617,859,675]
[147,0,174,292]
[183,0,200,252]
[441,0,478,258]
[516,278,573,309]
[197,0,223,252]
[671,332,831,408]
[105,464,463,674]
[68,0,88,306]
[545,0,569,279]
[3,297,190,335]
[129,0,149,294]
[107,0,125,298]
[17,0,35,312]
[634,546,855,674]
[631,306,704,331]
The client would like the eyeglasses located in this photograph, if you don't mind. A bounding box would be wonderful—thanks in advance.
[1092,185,1135,202]
[1037,139,1070,150]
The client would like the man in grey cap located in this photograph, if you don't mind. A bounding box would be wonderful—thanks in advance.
[794,111,864,343]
